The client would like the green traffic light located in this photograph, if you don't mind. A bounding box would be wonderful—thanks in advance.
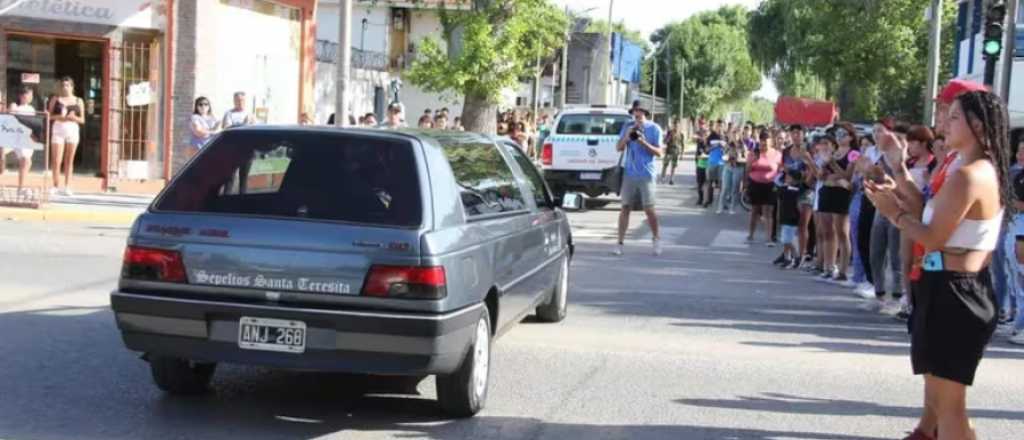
[984,40,1002,55]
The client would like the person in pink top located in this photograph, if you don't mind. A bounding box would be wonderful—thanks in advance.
[747,129,783,245]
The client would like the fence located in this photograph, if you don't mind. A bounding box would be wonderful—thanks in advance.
[0,110,52,208]
[314,40,390,71]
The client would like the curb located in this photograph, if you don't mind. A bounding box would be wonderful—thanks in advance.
[0,207,141,225]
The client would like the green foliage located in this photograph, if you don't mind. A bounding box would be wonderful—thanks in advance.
[405,0,568,105]
[650,5,762,119]
[748,0,958,123]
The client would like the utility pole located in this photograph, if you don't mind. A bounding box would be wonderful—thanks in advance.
[678,59,685,119]
[652,52,658,110]
[533,53,542,117]
[665,37,672,120]
[603,0,614,105]
[560,11,569,108]
[335,0,353,127]
[924,0,943,126]
[1001,0,1018,101]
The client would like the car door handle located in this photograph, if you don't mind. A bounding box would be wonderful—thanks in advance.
[587,139,599,146]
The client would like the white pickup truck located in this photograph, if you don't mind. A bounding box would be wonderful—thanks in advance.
[539,107,632,200]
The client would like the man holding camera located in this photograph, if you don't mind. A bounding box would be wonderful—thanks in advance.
[614,108,665,256]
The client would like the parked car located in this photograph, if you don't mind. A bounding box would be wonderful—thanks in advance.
[538,106,632,200]
[110,127,574,417]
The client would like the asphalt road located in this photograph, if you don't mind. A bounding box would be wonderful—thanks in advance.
[1,162,1022,440]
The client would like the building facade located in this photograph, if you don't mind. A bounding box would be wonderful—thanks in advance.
[315,0,520,126]
[0,0,316,193]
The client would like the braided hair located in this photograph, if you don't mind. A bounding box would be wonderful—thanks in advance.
[956,91,1016,219]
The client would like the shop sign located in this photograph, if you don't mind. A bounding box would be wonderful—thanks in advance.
[0,115,43,151]
[126,81,152,107]
[20,73,40,84]
[0,0,168,30]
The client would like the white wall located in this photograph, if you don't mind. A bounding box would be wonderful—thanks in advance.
[317,2,390,54]
[195,1,301,125]
[314,63,391,124]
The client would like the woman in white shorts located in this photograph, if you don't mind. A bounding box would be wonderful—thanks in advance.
[47,76,85,196]
[6,87,39,195]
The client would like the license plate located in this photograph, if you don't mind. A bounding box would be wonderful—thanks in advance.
[580,172,602,181]
[238,317,306,353]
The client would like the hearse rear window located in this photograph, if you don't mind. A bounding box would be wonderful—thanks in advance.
[155,131,421,227]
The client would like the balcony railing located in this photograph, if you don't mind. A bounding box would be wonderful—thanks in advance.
[315,40,389,72]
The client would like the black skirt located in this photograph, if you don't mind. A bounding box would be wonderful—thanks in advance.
[748,180,775,206]
[817,186,851,214]
[911,270,998,386]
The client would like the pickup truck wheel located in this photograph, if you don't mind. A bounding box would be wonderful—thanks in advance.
[536,256,569,322]
[436,307,491,417]
[149,356,216,395]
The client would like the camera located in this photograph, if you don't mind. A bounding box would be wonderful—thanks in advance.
[629,126,643,141]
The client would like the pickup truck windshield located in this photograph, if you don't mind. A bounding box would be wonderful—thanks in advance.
[555,114,631,136]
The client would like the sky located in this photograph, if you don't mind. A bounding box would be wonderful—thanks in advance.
[551,0,779,101]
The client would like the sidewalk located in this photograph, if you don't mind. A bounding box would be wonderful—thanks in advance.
[0,192,151,225]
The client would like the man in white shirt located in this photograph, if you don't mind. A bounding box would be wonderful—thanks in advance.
[223,91,254,129]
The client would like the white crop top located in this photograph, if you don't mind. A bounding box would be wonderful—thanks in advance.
[922,201,1002,251]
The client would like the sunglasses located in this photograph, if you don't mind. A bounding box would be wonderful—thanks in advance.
[198,102,210,107]
[836,129,849,139]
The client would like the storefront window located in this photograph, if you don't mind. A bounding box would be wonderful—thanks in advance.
[6,35,104,176]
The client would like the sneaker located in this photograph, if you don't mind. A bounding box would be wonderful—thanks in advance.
[998,311,1014,325]
[744,237,756,244]
[716,208,724,215]
[854,283,876,299]
[669,179,675,185]
[859,298,885,312]
[727,209,736,215]
[996,322,1015,336]
[765,241,777,248]
[816,269,837,282]
[881,300,902,316]
[786,259,801,270]
[832,274,854,288]
[48,187,59,196]
[652,239,662,257]
[60,188,74,196]
[772,254,788,266]
[1008,331,1024,345]
[612,244,624,256]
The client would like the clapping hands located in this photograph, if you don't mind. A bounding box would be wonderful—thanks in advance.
[875,125,908,166]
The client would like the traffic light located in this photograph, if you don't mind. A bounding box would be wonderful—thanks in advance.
[983,1,1007,60]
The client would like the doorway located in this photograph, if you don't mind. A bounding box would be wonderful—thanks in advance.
[5,34,105,177]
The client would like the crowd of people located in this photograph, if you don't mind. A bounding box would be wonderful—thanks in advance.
[0,77,85,197]
[684,79,1021,440]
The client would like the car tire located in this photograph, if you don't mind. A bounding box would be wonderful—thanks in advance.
[536,256,569,323]
[436,307,491,418]
[149,356,217,395]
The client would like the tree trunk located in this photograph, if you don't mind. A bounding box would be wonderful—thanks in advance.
[461,90,498,134]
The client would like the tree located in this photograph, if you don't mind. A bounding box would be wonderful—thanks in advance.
[650,6,762,119]
[405,0,568,133]
[748,0,957,122]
